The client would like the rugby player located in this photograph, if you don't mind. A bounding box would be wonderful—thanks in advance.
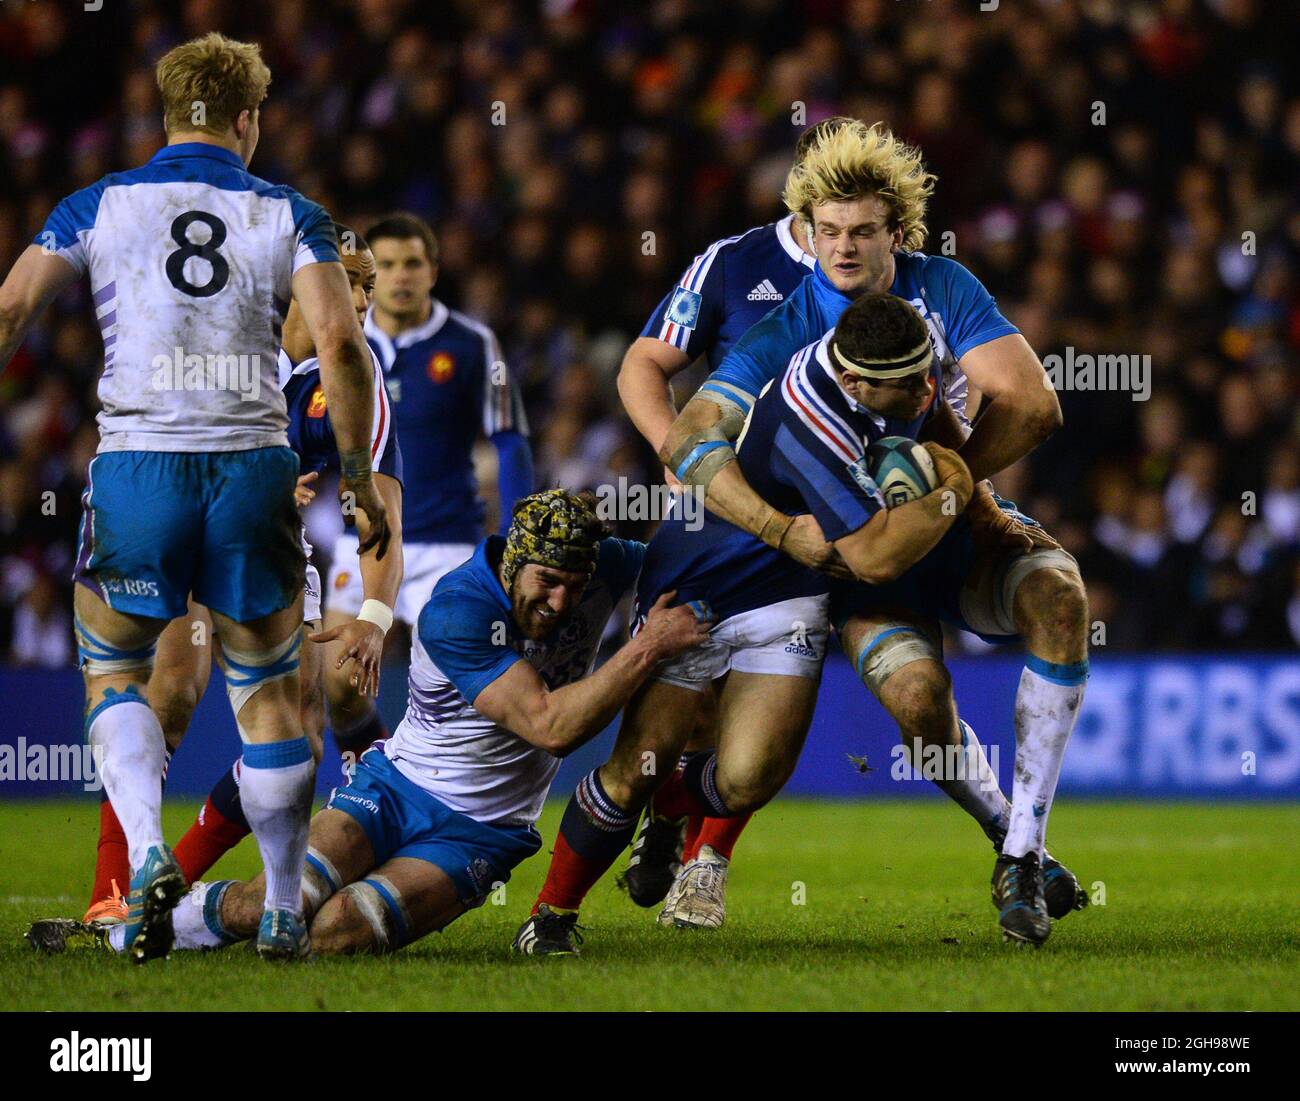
[72,227,404,929]
[515,293,974,954]
[615,117,851,914]
[321,213,533,764]
[32,492,709,958]
[660,123,1089,943]
[0,34,388,961]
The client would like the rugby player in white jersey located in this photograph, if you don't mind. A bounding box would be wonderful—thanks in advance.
[0,34,389,962]
[38,491,709,957]
[39,230,405,941]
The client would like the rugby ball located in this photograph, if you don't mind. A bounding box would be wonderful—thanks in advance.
[866,436,938,507]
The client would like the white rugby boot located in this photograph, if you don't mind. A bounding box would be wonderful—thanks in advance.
[657,844,729,929]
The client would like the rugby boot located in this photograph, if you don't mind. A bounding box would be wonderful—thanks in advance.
[125,844,186,964]
[25,918,117,955]
[83,878,128,926]
[1042,854,1089,919]
[623,807,686,907]
[512,904,584,956]
[658,844,728,929]
[255,908,312,961]
[992,850,1051,947]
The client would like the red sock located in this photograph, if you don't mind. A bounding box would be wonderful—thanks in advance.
[688,813,753,862]
[89,798,130,908]
[651,768,711,820]
[682,814,704,861]
[173,798,252,883]
[535,832,616,913]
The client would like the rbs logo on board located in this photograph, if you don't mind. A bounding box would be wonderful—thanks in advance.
[1064,662,1300,793]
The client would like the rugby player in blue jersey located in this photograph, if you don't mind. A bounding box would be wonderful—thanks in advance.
[656,123,1089,942]
[616,118,853,914]
[36,492,708,957]
[320,213,534,765]
[518,294,971,953]
[520,287,1084,953]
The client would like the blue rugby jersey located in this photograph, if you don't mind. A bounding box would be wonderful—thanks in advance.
[364,300,527,545]
[382,536,645,825]
[700,251,1017,425]
[278,347,402,482]
[35,143,338,453]
[640,214,816,370]
[637,333,941,623]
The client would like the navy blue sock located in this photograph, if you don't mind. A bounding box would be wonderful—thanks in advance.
[558,770,639,862]
[681,750,732,818]
[209,764,249,831]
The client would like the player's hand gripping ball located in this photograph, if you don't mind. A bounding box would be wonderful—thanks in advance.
[866,436,939,507]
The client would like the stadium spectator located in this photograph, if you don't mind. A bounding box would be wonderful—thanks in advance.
[0,0,1296,658]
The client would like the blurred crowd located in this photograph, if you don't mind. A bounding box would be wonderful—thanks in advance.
[1,0,1298,664]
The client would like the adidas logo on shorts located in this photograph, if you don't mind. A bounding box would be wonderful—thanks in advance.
[747,279,783,302]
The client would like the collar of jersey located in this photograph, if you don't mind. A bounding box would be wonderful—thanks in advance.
[811,255,919,305]
[150,142,245,169]
[470,536,513,613]
[364,300,450,369]
[775,214,817,269]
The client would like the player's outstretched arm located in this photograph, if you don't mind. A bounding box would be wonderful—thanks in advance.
[617,336,692,457]
[833,443,973,584]
[309,472,404,698]
[661,393,849,576]
[954,333,1061,482]
[292,261,390,558]
[473,593,711,757]
[0,246,80,373]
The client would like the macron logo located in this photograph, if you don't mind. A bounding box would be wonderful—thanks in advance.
[747,279,783,302]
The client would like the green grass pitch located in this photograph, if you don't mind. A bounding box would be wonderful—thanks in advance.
[3,798,1297,1011]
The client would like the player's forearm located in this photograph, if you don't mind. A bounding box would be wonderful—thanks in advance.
[491,430,533,536]
[357,478,403,606]
[317,333,376,465]
[957,388,1061,483]
[530,635,665,756]
[837,490,964,585]
[659,394,791,545]
[701,459,796,546]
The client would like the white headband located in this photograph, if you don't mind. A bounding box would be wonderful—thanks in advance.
[830,336,934,380]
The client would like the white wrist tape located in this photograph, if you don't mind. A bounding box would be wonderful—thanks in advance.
[357,600,394,636]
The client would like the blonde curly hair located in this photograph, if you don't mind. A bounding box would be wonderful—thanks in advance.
[783,122,937,252]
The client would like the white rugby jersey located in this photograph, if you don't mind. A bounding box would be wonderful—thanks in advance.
[37,142,340,453]
[382,536,645,826]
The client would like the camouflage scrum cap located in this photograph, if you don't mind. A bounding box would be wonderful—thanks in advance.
[501,489,603,590]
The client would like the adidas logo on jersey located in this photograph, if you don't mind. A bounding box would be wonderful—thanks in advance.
[747,279,783,301]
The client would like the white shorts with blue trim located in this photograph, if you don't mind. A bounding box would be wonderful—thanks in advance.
[648,594,829,692]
